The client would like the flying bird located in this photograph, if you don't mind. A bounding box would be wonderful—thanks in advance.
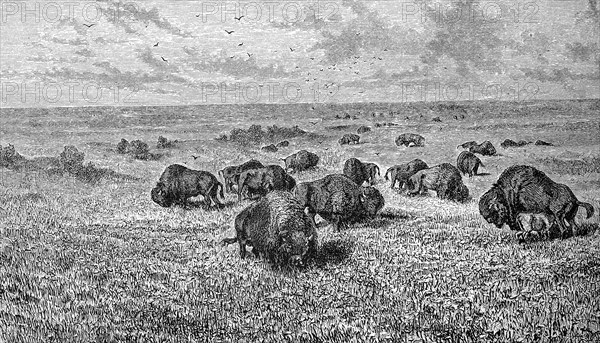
[309,121,319,125]
[234,15,244,21]
[374,152,381,156]
[225,30,234,34]
[83,23,95,28]
[196,14,201,17]
[153,42,159,47]
[191,155,200,160]
[238,42,243,46]
[289,47,295,52]
[247,52,253,57]
[161,56,168,62]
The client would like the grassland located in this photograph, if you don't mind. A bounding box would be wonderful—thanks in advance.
[1,99,600,342]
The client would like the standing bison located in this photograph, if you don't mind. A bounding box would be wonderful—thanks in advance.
[468,141,497,156]
[151,164,224,208]
[283,150,319,172]
[237,165,295,201]
[339,133,360,145]
[384,159,429,189]
[395,133,425,147]
[457,151,484,177]
[363,163,380,185]
[407,163,469,202]
[357,126,371,134]
[219,159,264,193]
[457,141,478,150]
[295,174,385,231]
[222,191,317,266]
[479,165,595,238]
[343,158,369,186]
[500,139,530,149]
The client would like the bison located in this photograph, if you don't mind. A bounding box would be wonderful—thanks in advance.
[237,165,294,201]
[500,139,531,149]
[222,191,317,266]
[261,144,278,152]
[457,151,484,177]
[219,159,264,194]
[534,140,554,146]
[457,141,478,150]
[363,163,380,185]
[151,164,224,208]
[339,133,360,145]
[276,140,290,148]
[407,163,469,202]
[384,159,429,189]
[468,141,497,156]
[295,174,385,231]
[343,158,369,186]
[357,126,371,134]
[282,150,319,173]
[479,165,595,238]
[395,133,425,147]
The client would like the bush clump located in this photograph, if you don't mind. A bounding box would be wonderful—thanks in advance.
[157,136,177,149]
[0,144,24,167]
[115,138,161,160]
[216,124,314,145]
[59,145,85,174]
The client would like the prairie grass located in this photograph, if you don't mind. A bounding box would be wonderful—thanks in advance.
[1,99,600,342]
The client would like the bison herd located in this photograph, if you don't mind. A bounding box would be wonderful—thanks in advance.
[149,136,595,267]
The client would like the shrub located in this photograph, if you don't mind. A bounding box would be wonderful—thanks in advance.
[0,144,24,167]
[116,139,129,154]
[218,124,316,145]
[157,136,177,149]
[127,140,150,159]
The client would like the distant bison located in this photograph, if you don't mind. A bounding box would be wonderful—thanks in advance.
[363,162,380,185]
[457,151,484,177]
[222,191,317,266]
[407,163,469,202]
[384,159,429,189]
[479,165,595,238]
[432,117,442,122]
[295,174,384,231]
[343,158,369,186]
[339,133,360,145]
[219,159,264,193]
[261,144,278,152]
[500,139,530,149]
[357,126,371,134]
[395,133,425,147]
[283,150,319,173]
[457,141,478,150]
[237,165,295,201]
[276,140,290,148]
[151,164,224,208]
[534,140,554,146]
[468,141,497,156]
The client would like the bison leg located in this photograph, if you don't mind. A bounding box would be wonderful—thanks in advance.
[238,238,248,259]
[222,236,238,246]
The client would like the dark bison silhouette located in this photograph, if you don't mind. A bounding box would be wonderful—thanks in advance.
[151,164,224,208]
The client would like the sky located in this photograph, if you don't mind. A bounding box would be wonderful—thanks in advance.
[0,0,598,107]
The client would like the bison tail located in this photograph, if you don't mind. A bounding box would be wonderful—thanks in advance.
[479,160,485,168]
[578,201,595,219]
[375,166,380,176]
[384,170,390,181]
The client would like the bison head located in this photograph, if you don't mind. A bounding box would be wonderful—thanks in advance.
[151,182,173,207]
[479,187,508,228]
[455,184,470,203]
[361,187,385,217]
[279,230,315,266]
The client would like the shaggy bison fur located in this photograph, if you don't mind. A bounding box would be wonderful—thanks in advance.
[395,133,425,147]
[363,162,380,185]
[343,158,369,186]
[151,164,224,208]
[384,159,429,189]
[294,174,385,231]
[479,165,595,238]
[357,126,371,134]
[407,163,469,202]
[457,151,484,177]
[282,150,319,172]
[222,191,317,266]
[468,141,497,156]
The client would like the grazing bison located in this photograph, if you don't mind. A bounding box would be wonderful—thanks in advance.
[468,141,497,156]
[457,141,478,150]
[237,165,294,201]
[363,163,381,185]
[457,151,484,177]
[295,174,385,231]
[282,150,319,173]
[407,163,469,202]
[479,165,595,238]
[384,159,429,189]
[357,126,371,134]
[261,144,278,152]
[339,133,360,145]
[219,159,264,193]
[151,164,224,208]
[535,140,554,146]
[500,139,530,149]
[222,191,317,266]
[395,133,425,147]
[432,117,442,122]
[276,140,290,148]
[343,158,369,186]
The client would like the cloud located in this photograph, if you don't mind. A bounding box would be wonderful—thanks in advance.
[519,67,599,85]
[565,42,599,63]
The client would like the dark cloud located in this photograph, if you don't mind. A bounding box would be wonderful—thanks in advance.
[137,48,179,73]
[44,36,88,46]
[520,67,599,85]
